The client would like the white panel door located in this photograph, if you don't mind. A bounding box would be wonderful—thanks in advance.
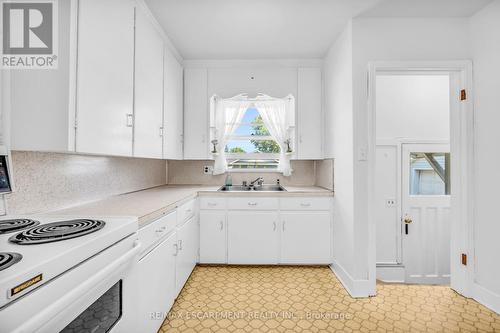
[227,211,279,264]
[175,217,198,294]
[163,47,184,160]
[402,143,451,284]
[133,8,164,158]
[200,211,226,263]
[281,212,331,264]
[76,0,135,156]
[375,145,401,264]
[184,68,208,159]
[297,68,323,159]
[137,233,177,333]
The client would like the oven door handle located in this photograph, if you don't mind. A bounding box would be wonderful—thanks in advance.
[12,239,142,333]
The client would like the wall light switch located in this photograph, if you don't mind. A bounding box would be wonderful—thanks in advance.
[203,166,213,174]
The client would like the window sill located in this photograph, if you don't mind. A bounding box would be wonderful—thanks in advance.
[227,169,282,173]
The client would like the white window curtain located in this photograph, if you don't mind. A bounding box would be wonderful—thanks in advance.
[211,94,251,175]
[255,94,295,176]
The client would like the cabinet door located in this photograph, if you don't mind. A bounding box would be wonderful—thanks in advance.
[200,211,226,263]
[76,0,135,156]
[176,217,198,294]
[227,211,279,264]
[297,67,323,159]
[137,233,177,333]
[281,212,332,264]
[133,8,164,158]
[163,47,184,160]
[184,68,208,159]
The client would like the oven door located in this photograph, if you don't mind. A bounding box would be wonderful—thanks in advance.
[0,235,140,333]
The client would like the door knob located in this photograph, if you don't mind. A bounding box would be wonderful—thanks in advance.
[403,215,412,235]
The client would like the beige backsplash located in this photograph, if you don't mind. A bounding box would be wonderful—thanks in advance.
[3,151,167,215]
[167,159,334,189]
[314,159,334,191]
[2,152,333,216]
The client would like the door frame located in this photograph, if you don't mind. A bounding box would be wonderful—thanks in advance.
[367,61,475,297]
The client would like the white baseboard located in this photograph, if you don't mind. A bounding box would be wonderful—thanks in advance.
[473,282,500,314]
[330,260,375,298]
[376,264,405,283]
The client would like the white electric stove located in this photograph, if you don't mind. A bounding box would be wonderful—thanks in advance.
[0,215,140,333]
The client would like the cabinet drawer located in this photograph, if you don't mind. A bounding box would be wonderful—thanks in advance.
[177,199,196,225]
[227,197,279,210]
[200,197,226,210]
[139,211,177,256]
[280,197,332,211]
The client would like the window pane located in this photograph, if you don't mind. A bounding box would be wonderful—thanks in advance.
[410,152,450,195]
[226,139,280,154]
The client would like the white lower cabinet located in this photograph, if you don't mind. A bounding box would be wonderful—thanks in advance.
[227,211,280,264]
[175,217,199,295]
[136,232,177,333]
[200,211,226,263]
[200,196,333,265]
[281,212,332,264]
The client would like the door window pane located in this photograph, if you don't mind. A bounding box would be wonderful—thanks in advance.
[410,153,450,195]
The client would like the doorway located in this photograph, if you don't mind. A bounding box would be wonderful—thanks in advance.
[369,62,474,296]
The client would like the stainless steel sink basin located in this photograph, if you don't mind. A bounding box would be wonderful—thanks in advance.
[218,184,286,192]
[252,185,286,191]
[218,185,252,191]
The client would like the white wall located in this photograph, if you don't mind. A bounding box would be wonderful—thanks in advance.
[323,23,356,282]
[470,0,500,312]
[376,75,450,141]
[351,17,470,284]
[324,17,471,294]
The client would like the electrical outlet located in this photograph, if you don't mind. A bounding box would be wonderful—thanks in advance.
[203,166,213,174]
[386,198,396,208]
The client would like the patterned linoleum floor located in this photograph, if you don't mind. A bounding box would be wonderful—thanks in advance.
[158,265,500,332]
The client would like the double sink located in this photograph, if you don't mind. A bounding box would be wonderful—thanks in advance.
[218,184,286,192]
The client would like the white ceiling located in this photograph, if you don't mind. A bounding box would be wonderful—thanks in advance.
[145,0,380,59]
[359,0,492,17]
[145,0,492,60]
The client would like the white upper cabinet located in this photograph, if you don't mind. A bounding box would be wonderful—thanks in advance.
[9,0,75,152]
[184,68,209,159]
[76,0,135,156]
[297,67,323,159]
[163,47,184,160]
[133,7,164,159]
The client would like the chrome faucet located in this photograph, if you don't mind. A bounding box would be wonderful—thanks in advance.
[250,177,264,187]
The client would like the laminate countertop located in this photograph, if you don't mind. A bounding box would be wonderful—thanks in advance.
[46,185,333,228]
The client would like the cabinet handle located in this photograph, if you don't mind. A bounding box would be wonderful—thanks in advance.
[219,221,223,230]
[178,239,183,250]
[248,202,258,206]
[159,126,164,137]
[186,209,192,214]
[282,221,285,232]
[273,221,277,231]
[300,203,311,207]
[208,202,217,207]
[173,243,178,256]
[126,114,133,127]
